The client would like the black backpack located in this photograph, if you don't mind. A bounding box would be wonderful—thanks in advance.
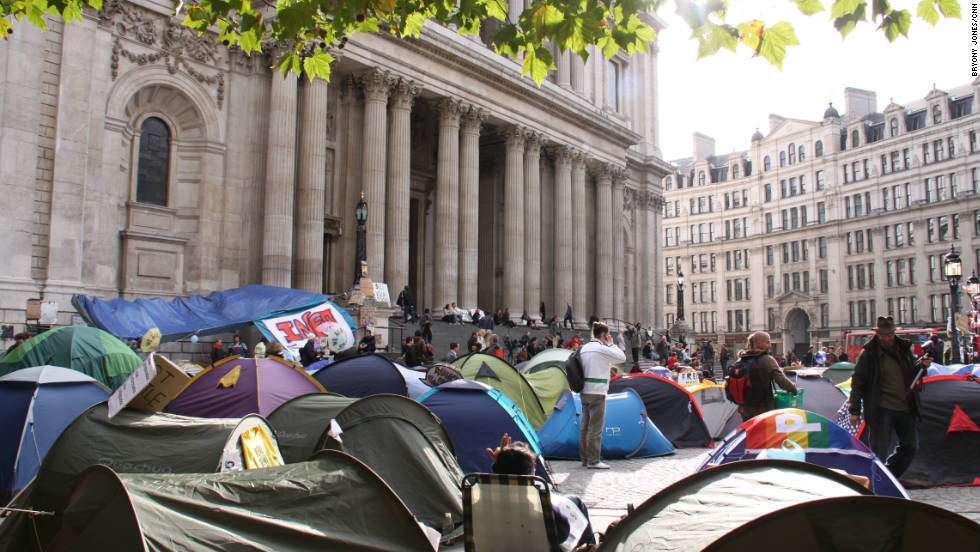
[724,355,771,405]
[565,349,585,393]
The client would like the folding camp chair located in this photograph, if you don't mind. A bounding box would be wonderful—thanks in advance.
[462,473,561,552]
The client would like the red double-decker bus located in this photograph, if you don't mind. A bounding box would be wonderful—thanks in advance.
[844,327,943,362]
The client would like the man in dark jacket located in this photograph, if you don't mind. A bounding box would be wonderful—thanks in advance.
[735,331,798,421]
[849,316,931,478]
[655,336,669,365]
[299,334,318,367]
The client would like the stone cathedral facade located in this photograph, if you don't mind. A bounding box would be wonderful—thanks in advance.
[0,0,670,332]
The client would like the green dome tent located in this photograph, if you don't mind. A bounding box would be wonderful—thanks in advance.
[453,352,549,429]
[48,451,437,551]
[520,348,572,416]
[0,326,139,390]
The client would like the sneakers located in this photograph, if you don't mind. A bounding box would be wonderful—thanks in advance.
[587,461,611,470]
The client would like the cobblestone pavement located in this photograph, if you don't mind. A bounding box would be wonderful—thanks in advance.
[548,449,980,533]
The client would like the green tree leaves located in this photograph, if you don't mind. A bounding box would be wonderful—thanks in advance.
[0,0,963,82]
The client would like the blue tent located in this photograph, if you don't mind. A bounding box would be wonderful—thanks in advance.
[313,354,409,397]
[418,380,550,481]
[0,366,109,502]
[536,389,675,459]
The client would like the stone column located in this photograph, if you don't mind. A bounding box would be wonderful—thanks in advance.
[557,51,571,88]
[359,68,392,281]
[571,151,587,323]
[384,78,418,296]
[503,125,526,314]
[523,131,542,320]
[643,190,657,325]
[508,0,521,23]
[262,71,298,287]
[612,170,626,323]
[458,106,486,308]
[570,54,585,93]
[294,77,328,293]
[552,146,573,314]
[434,98,463,309]
[595,163,613,320]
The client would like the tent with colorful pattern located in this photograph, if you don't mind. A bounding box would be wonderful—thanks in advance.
[699,408,907,498]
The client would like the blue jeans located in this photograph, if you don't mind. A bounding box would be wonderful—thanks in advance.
[867,407,918,478]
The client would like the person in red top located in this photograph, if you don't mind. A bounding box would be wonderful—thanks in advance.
[667,355,678,371]
[486,334,506,360]
[564,332,582,350]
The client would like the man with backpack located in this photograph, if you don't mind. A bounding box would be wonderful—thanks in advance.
[726,331,798,421]
[578,321,626,469]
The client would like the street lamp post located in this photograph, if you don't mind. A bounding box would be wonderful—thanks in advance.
[676,269,685,321]
[354,194,368,287]
[943,246,962,364]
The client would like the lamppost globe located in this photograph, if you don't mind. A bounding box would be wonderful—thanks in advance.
[355,195,368,225]
[943,246,963,364]
[677,271,684,288]
[966,272,980,297]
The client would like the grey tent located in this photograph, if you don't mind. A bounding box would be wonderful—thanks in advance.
[46,451,437,551]
[597,460,873,551]
[703,496,980,551]
[270,393,464,531]
[0,404,282,551]
[266,392,356,462]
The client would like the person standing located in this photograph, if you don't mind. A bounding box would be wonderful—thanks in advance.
[227,334,248,357]
[734,331,798,421]
[578,322,626,469]
[849,316,930,478]
[396,286,416,322]
[719,344,731,377]
[655,336,669,365]
[210,339,225,364]
[628,325,641,364]
[420,309,433,343]
[563,302,575,330]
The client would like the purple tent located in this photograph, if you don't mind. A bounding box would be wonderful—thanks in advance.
[165,357,325,418]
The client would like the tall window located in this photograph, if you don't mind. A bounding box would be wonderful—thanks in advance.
[815,170,824,190]
[698,171,706,186]
[764,183,772,202]
[136,117,171,206]
[799,146,806,162]
[607,60,621,112]
[851,130,860,148]
[932,104,942,124]
[817,202,826,224]
[815,140,824,157]
[788,144,796,164]
[779,151,787,167]
[764,155,771,171]
[889,118,898,137]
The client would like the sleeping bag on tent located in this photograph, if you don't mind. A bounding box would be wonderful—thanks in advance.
[536,389,674,459]
[859,375,980,488]
[418,379,550,481]
[700,408,907,498]
[609,374,711,447]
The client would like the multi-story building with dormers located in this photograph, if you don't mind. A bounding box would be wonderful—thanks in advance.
[662,81,980,356]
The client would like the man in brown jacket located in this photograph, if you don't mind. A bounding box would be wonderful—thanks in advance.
[736,331,798,420]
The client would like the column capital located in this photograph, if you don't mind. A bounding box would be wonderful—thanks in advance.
[460,104,488,133]
[570,149,587,169]
[591,161,614,180]
[502,124,527,149]
[436,97,463,126]
[342,74,361,100]
[390,78,419,110]
[547,143,573,163]
[524,130,542,155]
[359,68,393,101]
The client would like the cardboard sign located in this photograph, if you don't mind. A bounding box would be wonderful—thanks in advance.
[360,278,374,297]
[107,354,190,418]
[676,370,700,386]
[373,282,391,306]
[360,306,377,328]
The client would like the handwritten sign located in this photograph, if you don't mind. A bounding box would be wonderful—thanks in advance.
[108,354,190,418]
[360,278,374,297]
[255,300,355,359]
[372,282,391,306]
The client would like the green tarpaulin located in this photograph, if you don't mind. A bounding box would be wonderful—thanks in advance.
[0,326,139,390]
[49,451,436,551]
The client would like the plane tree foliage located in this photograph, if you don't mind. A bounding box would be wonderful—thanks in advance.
[0,0,962,83]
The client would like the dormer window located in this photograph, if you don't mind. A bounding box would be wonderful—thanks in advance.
[932,104,942,124]
[889,117,898,137]
[851,130,860,148]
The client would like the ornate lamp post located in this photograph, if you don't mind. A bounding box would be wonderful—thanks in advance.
[354,194,368,287]
[943,246,962,364]
[676,269,685,321]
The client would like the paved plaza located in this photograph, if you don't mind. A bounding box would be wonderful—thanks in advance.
[548,448,980,535]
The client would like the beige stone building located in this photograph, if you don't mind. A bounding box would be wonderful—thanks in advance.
[662,82,980,355]
[0,0,672,338]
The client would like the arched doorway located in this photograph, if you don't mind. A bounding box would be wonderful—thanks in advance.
[784,308,810,358]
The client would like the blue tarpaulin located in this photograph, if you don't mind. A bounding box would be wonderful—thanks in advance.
[72,285,329,342]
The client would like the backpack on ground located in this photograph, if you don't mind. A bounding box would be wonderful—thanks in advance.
[565,349,585,393]
[724,355,770,405]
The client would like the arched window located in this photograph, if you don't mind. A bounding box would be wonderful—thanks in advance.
[798,146,806,162]
[779,151,786,167]
[788,143,796,164]
[932,105,942,124]
[698,171,705,186]
[814,140,824,157]
[851,130,859,148]
[764,155,771,171]
[136,117,170,206]
[889,118,898,137]
[731,163,739,179]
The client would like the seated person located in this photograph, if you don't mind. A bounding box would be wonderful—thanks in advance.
[358,328,377,353]
[487,434,594,551]
[441,304,457,323]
